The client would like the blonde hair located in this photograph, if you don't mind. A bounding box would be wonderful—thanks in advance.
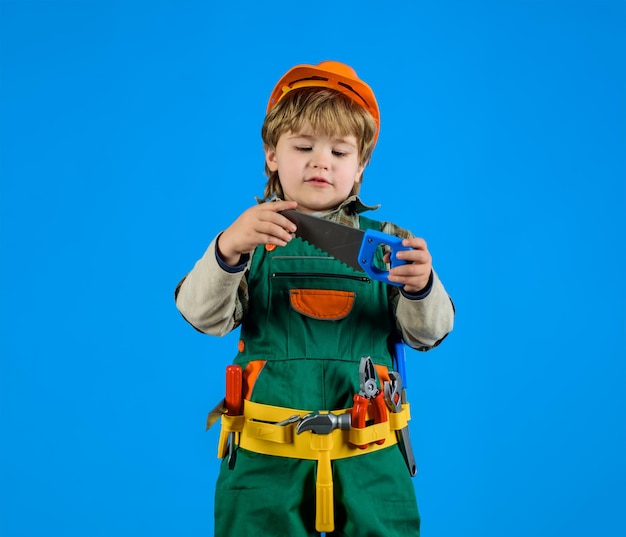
[260,87,378,200]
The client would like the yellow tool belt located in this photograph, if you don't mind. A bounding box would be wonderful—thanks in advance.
[217,399,411,532]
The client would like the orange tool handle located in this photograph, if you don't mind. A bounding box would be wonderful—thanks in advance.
[371,392,388,445]
[225,365,243,416]
[351,394,370,449]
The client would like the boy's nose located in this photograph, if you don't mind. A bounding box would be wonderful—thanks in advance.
[310,151,330,170]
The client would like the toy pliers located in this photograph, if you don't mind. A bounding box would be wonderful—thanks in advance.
[351,356,388,449]
[384,371,417,476]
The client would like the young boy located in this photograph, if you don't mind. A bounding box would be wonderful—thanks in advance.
[175,61,454,536]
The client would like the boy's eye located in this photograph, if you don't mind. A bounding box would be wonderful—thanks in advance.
[332,150,347,157]
[295,146,312,152]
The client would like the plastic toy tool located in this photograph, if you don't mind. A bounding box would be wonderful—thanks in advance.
[225,365,242,469]
[281,210,411,286]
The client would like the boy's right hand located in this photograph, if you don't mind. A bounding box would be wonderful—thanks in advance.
[217,200,298,266]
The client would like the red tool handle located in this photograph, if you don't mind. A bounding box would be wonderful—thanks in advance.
[371,392,388,445]
[225,365,243,416]
[351,394,370,449]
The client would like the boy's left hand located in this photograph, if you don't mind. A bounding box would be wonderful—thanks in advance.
[386,237,432,294]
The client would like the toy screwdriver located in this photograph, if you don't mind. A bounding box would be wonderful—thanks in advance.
[225,365,243,469]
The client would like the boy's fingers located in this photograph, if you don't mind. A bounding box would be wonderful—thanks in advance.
[396,249,430,264]
[393,238,431,265]
[258,201,298,232]
[261,200,298,213]
[255,219,295,243]
[402,237,427,250]
[390,263,428,278]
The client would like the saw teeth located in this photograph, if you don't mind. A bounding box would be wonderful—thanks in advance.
[293,236,367,276]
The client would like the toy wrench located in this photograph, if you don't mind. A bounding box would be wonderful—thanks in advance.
[351,356,388,449]
[384,371,417,476]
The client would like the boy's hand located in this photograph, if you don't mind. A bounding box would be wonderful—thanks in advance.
[387,237,432,294]
[217,201,298,266]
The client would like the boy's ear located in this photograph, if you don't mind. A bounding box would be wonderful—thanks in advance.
[264,145,278,172]
[355,162,366,183]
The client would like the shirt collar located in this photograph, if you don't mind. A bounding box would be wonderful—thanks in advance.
[316,195,380,218]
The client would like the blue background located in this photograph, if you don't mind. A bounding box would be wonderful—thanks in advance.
[1,1,624,535]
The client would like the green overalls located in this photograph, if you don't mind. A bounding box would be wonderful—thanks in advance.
[214,216,420,537]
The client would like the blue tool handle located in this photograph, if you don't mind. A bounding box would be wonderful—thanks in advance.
[358,229,411,286]
[392,338,408,390]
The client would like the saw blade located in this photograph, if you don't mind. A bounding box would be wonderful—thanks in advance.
[281,210,366,272]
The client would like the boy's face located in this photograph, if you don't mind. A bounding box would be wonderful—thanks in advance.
[265,124,364,214]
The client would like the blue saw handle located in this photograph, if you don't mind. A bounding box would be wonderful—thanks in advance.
[358,229,411,286]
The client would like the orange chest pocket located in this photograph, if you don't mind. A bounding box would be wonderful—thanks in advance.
[289,289,356,320]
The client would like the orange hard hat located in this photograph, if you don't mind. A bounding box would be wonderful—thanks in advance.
[267,60,380,142]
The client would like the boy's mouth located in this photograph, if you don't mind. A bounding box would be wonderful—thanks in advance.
[305,176,331,186]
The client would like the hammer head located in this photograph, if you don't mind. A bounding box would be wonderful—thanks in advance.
[296,412,351,435]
